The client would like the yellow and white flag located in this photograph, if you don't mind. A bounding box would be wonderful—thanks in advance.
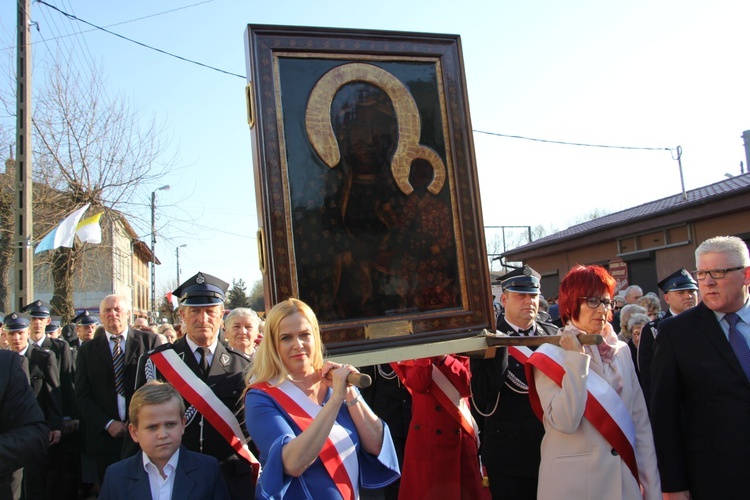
[76,212,103,244]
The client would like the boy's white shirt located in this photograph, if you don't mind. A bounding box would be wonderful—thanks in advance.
[142,447,180,500]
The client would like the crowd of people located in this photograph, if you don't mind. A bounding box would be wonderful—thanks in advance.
[1,234,748,499]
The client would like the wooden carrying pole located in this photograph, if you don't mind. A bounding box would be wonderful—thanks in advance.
[328,332,603,366]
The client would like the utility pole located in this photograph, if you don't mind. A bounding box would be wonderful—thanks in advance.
[150,185,170,320]
[14,0,34,309]
[176,244,186,284]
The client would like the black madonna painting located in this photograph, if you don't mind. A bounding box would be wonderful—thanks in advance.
[245,25,494,353]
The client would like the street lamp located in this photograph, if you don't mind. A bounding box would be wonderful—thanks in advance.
[176,244,187,285]
[151,184,170,321]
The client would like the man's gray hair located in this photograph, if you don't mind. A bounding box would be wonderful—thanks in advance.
[695,236,750,267]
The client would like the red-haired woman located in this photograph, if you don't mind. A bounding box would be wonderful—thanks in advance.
[526,265,660,499]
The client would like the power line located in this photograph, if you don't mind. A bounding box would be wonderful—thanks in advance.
[35,0,245,79]
[474,129,672,152]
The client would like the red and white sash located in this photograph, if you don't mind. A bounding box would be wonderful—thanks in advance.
[390,360,480,447]
[149,349,260,481]
[522,344,640,483]
[252,380,359,500]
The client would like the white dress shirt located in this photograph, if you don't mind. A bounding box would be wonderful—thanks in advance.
[142,448,180,500]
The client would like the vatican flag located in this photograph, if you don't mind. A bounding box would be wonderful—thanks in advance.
[76,212,104,244]
[35,204,91,254]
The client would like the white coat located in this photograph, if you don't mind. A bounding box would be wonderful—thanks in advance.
[532,341,661,500]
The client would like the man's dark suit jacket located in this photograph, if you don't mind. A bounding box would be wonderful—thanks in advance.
[0,350,49,499]
[98,446,230,500]
[25,344,63,432]
[470,316,558,499]
[74,328,161,456]
[650,301,750,498]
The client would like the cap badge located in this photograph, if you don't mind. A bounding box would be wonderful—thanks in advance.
[680,269,689,277]
[196,274,205,285]
[523,266,532,276]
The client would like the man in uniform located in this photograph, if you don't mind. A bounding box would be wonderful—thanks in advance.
[3,312,62,499]
[22,301,75,427]
[69,310,100,497]
[46,316,62,339]
[637,268,698,407]
[135,272,255,500]
[471,265,558,499]
[70,311,99,360]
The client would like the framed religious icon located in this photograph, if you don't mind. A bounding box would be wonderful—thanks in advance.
[245,24,494,355]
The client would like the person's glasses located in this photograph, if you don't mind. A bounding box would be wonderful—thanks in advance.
[579,297,615,309]
[691,266,744,280]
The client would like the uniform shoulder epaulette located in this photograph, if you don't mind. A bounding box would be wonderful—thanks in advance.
[536,320,560,335]
[149,342,175,355]
[223,345,252,360]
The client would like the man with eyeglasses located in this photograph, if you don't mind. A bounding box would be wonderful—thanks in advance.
[636,268,698,408]
[471,265,558,499]
[650,236,750,499]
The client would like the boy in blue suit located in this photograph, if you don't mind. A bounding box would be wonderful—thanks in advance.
[99,381,230,500]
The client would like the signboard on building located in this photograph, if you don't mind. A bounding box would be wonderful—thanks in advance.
[609,260,629,294]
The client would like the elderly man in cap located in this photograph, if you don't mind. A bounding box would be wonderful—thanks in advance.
[636,268,698,409]
[75,295,163,483]
[135,272,255,500]
[471,265,558,499]
[3,312,62,499]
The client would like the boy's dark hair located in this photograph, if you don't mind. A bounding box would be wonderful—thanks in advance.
[129,380,185,427]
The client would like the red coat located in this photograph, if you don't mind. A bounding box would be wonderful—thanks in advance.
[397,355,490,500]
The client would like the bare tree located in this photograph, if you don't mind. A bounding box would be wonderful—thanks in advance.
[1,53,175,320]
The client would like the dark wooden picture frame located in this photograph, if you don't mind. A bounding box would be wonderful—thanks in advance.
[245,24,494,355]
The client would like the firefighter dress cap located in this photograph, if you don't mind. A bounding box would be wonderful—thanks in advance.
[500,265,541,294]
[45,316,62,333]
[2,313,30,331]
[658,268,699,293]
[173,272,229,306]
[72,310,99,326]
[21,300,53,318]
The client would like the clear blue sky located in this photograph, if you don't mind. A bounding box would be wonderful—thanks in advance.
[2,0,748,299]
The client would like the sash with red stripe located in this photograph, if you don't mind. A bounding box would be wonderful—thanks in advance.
[252,380,359,500]
[522,344,640,483]
[148,349,260,482]
[390,360,480,446]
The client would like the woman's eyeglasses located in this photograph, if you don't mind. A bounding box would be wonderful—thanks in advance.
[579,297,615,309]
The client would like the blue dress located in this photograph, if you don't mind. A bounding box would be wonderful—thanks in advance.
[245,386,400,499]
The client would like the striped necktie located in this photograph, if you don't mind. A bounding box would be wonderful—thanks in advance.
[112,335,125,396]
[725,313,750,381]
